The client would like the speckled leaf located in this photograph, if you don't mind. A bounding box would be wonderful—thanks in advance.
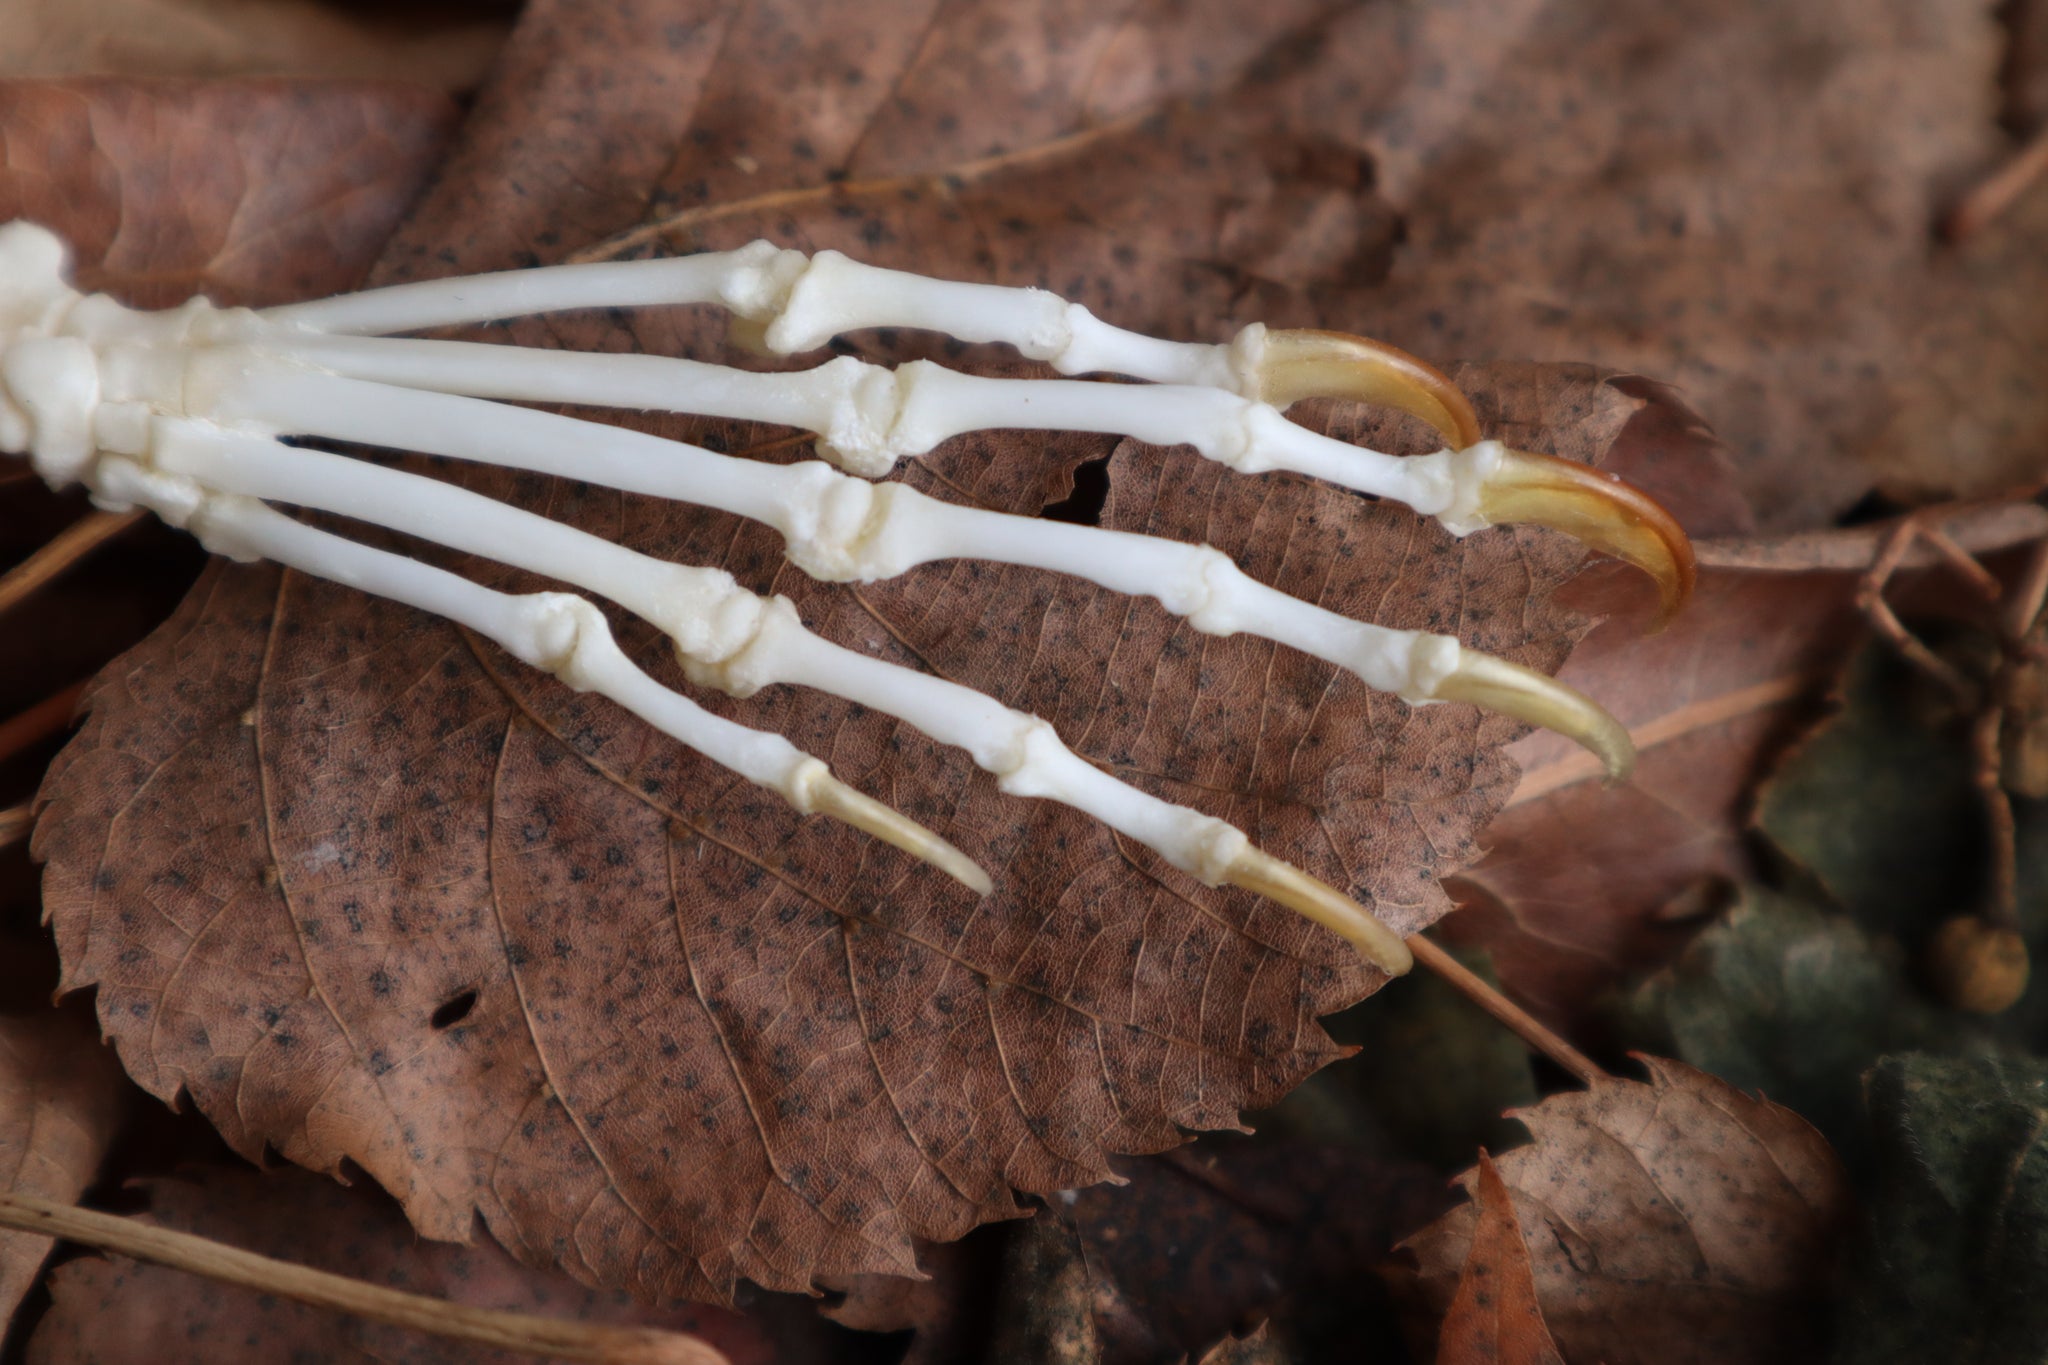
[1293,0,2028,526]
[35,0,1653,1302]
[1388,1057,1850,1365]
[1436,1152,1563,1365]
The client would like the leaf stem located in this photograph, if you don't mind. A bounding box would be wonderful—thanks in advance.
[0,509,144,620]
[0,1192,730,1365]
[1407,934,1605,1085]
[1943,124,2048,241]
[1694,496,2048,573]
[1507,672,1821,806]
[566,113,1148,263]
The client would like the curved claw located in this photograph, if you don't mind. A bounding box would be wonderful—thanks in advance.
[1480,448,1696,629]
[808,775,994,894]
[1254,329,1483,450]
[1433,652,1635,783]
[1222,848,1413,976]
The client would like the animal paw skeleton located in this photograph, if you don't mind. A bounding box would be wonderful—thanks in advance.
[0,221,1694,978]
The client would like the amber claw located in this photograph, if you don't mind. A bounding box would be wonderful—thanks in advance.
[1254,328,1484,450]
[1479,447,1696,629]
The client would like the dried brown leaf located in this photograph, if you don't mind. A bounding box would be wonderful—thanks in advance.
[0,0,507,90]
[590,0,2025,528]
[1389,1057,1850,1365]
[28,0,1664,1303]
[1436,1152,1563,1365]
[1293,0,2023,525]
[22,1167,777,1365]
[0,78,459,307]
[1869,172,2048,505]
[33,372,1614,1304]
[0,1009,124,1323]
[1444,559,1865,1037]
[1446,498,2048,1039]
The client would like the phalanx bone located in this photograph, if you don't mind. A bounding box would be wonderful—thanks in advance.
[0,222,1693,977]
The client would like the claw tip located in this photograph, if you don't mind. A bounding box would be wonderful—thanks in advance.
[1223,850,1414,976]
[809,777,993,895]
[1434,652,1636,784]
[1257,329,1483,450]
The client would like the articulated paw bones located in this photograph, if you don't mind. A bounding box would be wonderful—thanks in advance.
[0,221,1694,976]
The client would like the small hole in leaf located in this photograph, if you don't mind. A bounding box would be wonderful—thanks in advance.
[431,989,479,1030]
[1835,487,1910,527]
[1041,453,1111,526]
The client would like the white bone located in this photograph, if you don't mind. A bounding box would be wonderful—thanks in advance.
[254,243,1246,393]
[257,239,809,337]
[137,419,1293,890]
[187,359,1462,702]
[250,309,1491,520]
[85,445,993,892]
[88,453,824,803]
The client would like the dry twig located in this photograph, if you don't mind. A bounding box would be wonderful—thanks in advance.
[0,509,144,620]
[0,1192,729,1365]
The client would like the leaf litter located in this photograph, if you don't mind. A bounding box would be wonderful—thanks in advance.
[31,0,1614,1305]
[0,1008,124,1326]
[1434,1152,1563,1365]
[3,0,2047,1356]
[1389,1058,1850,1365]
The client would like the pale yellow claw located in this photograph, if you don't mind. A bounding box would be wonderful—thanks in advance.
[809,776,994,895]
[1479,447,1697,630]
[1254,328,1484,450]
[1221,848,1414,976]
[1434,652,1636,783]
